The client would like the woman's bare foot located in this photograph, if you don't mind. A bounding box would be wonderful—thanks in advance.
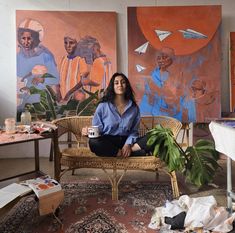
[131,143,141,152]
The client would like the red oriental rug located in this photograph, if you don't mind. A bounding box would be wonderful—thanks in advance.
[0,180,173,233]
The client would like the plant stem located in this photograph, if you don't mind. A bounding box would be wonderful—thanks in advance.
[173,138,190,163]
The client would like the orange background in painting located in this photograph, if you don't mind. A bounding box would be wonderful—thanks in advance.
[230,32,235,111]
[128,6,221,122]
[136,5,221,55]
[16,11,117,71]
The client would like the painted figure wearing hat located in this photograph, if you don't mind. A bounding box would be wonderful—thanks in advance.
[17,18,59,111]
[59,35,112,102]
[58,34,89,103]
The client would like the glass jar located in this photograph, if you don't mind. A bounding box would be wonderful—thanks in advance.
[5,118,16,134]
[21,111,32,125]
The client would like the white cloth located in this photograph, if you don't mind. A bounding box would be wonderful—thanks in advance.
[179,195,217,228]
[209,121,235,160]
[162,200,185,218]
[149,195,233,232]
[206,207,230,231]
[148,206,163,230]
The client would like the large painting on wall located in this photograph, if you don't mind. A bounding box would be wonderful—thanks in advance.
[16,10,116,120]
[128,6,221,122]
[230,32,235,112]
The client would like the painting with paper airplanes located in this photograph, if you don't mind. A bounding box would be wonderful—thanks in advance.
[128,5,221,123]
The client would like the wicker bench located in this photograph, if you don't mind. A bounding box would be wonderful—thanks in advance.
[52,115,182,200]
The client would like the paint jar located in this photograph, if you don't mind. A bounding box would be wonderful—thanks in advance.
[5,118,16,134]
[21,110,32,125]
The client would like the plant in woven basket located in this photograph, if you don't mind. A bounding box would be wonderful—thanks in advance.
[147,124,220,187]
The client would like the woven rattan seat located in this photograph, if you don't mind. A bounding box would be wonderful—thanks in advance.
[52,115,182,200]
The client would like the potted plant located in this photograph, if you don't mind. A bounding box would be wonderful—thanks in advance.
[147,124,220,187]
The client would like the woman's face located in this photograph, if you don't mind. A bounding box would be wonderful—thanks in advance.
[113,76,127,95]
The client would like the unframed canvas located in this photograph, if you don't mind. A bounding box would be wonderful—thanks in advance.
[128,5,222,123]
[16,10,117,120]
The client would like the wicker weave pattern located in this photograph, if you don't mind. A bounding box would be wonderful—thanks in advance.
[54,116,92,146]
[52,115,182,200]
[61,147,162,170]
[140,115,182,137]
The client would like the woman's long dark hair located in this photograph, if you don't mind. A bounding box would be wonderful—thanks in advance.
[100,72,137,105]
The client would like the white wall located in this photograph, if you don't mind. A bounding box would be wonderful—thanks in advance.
[0,0,234,157]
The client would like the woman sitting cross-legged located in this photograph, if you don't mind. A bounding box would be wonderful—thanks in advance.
[81,72,152,157]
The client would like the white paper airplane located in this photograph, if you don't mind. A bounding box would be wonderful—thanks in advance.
[135,42,149,54]
[178,28,207,39]
[136,64,146,72]
[155,29,172,41]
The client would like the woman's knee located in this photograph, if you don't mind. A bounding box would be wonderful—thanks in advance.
[88,137,118,156]
[89,138,103,151]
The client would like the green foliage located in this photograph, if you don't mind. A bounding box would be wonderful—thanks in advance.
[184,139,220,186]
[76,89,104,116]
[41,73,57,79]
[29,86,57,120]
[147,125,185,172]
[147,125,220,187]
[22,84,103,120]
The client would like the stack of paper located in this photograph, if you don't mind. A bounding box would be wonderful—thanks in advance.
[0,183,32,208]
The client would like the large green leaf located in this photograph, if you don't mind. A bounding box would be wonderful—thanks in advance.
[184,139,220,186]
[147,126,220,187]
[147,125,185,172]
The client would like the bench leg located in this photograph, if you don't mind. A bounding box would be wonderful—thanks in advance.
[161,168,180,198]
[112,177,118,201]
[102,168,127,201]
[170,171,179,198]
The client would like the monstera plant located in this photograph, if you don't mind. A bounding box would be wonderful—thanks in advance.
[147,124,220,187]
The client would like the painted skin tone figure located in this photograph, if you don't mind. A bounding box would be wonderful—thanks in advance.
[140,47,184,120]
[60,36,99,102]
[20,31,45,85]
[17,19,60,112]
[58,36,89,103]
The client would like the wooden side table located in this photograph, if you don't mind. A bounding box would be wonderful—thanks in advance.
[0,123,59,187]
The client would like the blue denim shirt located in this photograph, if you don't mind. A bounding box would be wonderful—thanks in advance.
[92,100,140,145]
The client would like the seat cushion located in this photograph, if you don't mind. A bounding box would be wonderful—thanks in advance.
[62,147,95,157]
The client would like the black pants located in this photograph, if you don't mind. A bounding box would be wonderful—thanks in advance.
[89,134,152,157]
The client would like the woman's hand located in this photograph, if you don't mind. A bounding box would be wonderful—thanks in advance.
[121,144,132,158]
[81,126,88,136]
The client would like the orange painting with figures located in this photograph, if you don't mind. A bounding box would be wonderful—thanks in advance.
[16,11,117,120]
[128,5,222,123]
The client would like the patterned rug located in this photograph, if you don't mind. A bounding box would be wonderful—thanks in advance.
[0,180,173,233]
